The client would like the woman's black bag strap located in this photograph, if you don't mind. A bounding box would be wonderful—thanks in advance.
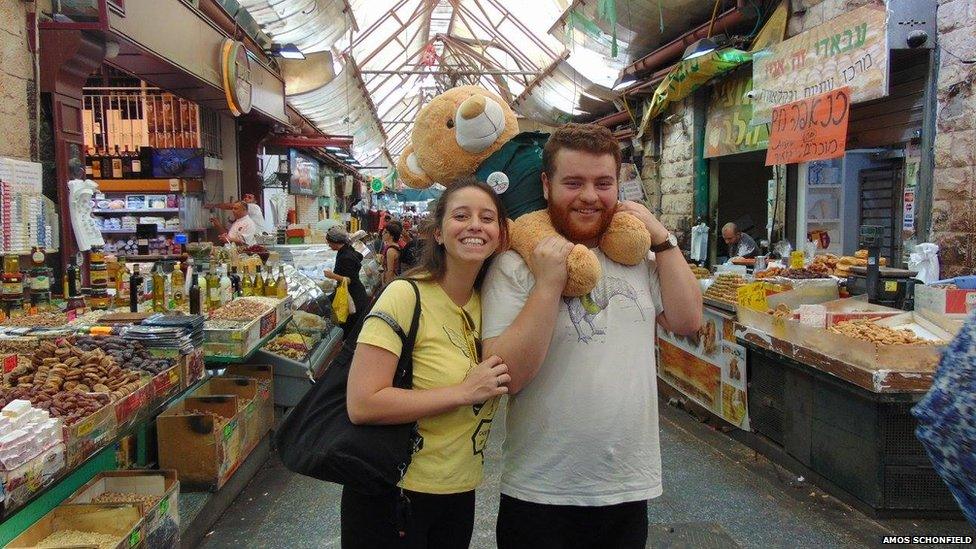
[364,279,421,390]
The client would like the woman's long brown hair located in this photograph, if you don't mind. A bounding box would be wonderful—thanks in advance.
[402,177,509,289]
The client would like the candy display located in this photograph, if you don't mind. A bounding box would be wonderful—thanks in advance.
[0,399,62,470]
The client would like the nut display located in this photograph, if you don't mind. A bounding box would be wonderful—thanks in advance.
[828,319,942,346]
[0,338,41,355]
[210,298,274,321]
[690,265,711,279]
[5,340,143,402]
[767,303,793,319]
[35,529,119,549]
[92,491,161,507]
[0,386,110,425]
[73,336,174,375]
[703,273,746,305]
[1,312,68,328]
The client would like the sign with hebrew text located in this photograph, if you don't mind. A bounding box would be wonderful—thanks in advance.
[750,2,887,124]
[766,87,850,166]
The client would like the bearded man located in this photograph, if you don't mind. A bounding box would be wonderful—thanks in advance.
[482,123,703,549]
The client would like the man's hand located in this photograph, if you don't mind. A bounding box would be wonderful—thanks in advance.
[528,236,574,289]
[616,201,670,245]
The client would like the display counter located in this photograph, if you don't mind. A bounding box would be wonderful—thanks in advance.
[733,313,959,517]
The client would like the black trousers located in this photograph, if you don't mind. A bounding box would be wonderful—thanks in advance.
[340,487,475,549]
[496,494,648,549]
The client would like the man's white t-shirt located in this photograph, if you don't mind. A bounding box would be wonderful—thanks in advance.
[227,215,257,246]
[482,249,665,506]
[247,203,268,234]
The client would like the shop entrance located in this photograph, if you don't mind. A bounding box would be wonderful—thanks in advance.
[709,150,775,263]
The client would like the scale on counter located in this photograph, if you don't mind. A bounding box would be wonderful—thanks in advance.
[846,225,917,310]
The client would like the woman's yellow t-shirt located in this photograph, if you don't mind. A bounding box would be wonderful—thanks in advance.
[357,279,499,494]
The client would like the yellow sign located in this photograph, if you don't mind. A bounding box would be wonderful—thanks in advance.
[737,282,769,312]
[638,48,753,137]
[705,68,769,158]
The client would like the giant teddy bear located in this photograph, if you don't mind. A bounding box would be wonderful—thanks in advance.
[396,85,651,296]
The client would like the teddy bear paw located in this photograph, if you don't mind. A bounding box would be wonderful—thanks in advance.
[600,212,652,265]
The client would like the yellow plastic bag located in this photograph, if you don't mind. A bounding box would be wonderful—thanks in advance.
[332,279,350,324]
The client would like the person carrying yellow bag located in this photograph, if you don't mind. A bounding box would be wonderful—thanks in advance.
[324,226,371,342]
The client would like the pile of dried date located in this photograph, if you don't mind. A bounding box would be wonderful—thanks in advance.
[72,336,174,375]
[6,340,143,402]
[0,386,110,424]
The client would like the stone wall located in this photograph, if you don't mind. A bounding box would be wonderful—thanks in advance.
[787,0,874,38]
[0,1,33,161]
[641,97,696,247]
[931,0,976,276]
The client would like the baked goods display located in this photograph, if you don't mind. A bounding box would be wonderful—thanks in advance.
[755,267,830,279]
[767,303,794,319]
[829,250,887,277]
[690,265,711,279]
[828,319,942,345]
[703,273,746,305]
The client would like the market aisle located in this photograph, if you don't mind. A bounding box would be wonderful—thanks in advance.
[199,402,972,549]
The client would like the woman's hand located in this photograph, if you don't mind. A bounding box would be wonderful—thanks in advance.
[458,355,510,405]
[528,236,574,289]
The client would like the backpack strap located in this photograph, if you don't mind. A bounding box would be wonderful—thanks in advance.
[364,279,421,389]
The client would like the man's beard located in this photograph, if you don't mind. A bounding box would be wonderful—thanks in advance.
[548,201,614,244]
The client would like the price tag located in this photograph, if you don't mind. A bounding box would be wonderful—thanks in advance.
[884,280,897,292]
[129,529,141,547]
[3,354,17,373]
[168,179,180,191]
[737,283,769,312]
[159,497,170,515]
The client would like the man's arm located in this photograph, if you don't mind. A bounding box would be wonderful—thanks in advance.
[617,201,702,336]
[482,237,573,395]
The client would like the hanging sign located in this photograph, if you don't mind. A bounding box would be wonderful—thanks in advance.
[751,2,888,124]
[221,39,253,116]
[765,87,850,166]
[370,178,384,193]
[705,68,769,158]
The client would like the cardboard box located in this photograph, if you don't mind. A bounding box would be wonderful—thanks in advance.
[148,365,182,408]
[114,379,152,430]
[157,379,257,491]
[182,347,205,389]
[221,366,274,447]
[67,470,180,549]
[915,284,973,335]
[64,401,117,467]
[5,503,144,549]
[0,443,65,512]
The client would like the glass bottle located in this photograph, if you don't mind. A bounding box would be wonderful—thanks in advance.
[152,264,166,312]
[90,149,102,179]
[189,273,201,315]
[219,266,232,305]
[263,265,276,297]
[111,145,124,179]
[114,257,127,308]
[276,265,287,298]
[171,261,185,308]
[130,147,142,176]
[229,266,242,297]
[206,266,221,312]
[253,265,264,296]
[128,265,143,312]
[241,267,253,297]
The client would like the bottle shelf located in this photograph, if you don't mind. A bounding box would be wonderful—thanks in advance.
[92,209,180,214]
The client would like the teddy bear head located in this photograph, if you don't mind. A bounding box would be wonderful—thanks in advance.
[408,85,519,185]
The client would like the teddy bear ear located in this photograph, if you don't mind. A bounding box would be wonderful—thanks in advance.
[397,143,434,189]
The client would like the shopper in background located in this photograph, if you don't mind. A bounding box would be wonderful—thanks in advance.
[400,226,423,272]
[721,222,758,260]
[381,220,403,287]
[213,201,258,246]
[481,124,702,549]
[324,225,370,342]
[208,194,269,234]
[343,178,511,548]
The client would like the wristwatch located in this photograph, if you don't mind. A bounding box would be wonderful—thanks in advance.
[650,233,678,253]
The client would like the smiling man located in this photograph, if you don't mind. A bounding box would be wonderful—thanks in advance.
[481,123,702,549]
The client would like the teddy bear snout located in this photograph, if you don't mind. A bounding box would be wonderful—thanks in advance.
[459,95,487,120]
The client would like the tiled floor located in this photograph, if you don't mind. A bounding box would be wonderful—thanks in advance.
[198,401,973,548]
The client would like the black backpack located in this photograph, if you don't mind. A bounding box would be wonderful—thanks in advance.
[275,280,421,495]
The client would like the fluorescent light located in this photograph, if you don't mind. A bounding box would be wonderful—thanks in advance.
[326,146,343,152]
[682,38,718,61]
[269,43,305,60]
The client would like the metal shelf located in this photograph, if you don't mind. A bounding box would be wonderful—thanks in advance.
[92,208,180,214]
